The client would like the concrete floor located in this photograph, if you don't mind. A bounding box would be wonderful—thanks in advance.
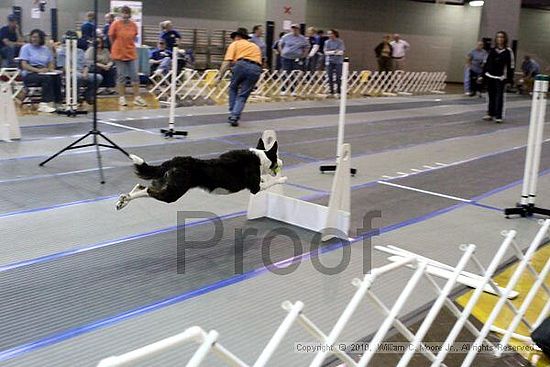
[0,93,547,366]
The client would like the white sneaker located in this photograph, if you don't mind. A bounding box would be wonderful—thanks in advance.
[290,91,297,97]
[482,115,493,121]
[37,102,56,113]
[133,96,147,107]
[119,96,128,106]
[279,91,288,96]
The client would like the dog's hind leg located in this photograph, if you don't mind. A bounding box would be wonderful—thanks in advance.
[116,184,150,210]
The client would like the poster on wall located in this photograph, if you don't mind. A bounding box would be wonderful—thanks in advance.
[110,0,143,46]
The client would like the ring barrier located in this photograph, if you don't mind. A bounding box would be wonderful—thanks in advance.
[96,220,549,367]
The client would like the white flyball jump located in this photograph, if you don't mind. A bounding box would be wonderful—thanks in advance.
[505,74,549,218]
[247,133,351,242]
[0,81,20,142]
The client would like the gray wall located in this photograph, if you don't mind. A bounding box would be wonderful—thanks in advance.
[517,8,550,74]
[306,0,482,82]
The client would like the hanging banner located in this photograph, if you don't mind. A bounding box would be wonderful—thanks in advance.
[110,1,143,46]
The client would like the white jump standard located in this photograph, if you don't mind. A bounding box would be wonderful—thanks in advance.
[161,47,188,138]
[505,74,549,217]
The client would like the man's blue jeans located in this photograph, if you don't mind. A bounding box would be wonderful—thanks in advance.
[228,60,262,119]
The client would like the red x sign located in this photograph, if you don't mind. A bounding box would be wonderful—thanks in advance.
[284,5,292,14]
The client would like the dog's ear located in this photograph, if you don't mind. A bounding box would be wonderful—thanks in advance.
[256,138,266,150]
[266,141,278,167]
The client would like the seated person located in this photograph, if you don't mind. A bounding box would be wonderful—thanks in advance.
[0,14,24,67]
[19,29,62,113]
[160,21,180,50]
[57,31,103,108]
[521,55,541,94]
[85,37,116,94]
[149,39,172,75]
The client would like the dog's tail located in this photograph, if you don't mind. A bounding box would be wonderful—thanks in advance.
[129,154,166,180]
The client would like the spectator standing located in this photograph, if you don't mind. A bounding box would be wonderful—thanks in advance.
[324,29,345,97]
[466,41,488,97]
[217,27,262,126]
[272,31,286,71]
[390,33,410,70]
[19,29,62,113]
[374,34,393,72]
[306,26,320,72]
[79,11,95,50]
[316,30,328,70]
[85,36,116,94]
[249,25,266,66]
[160,21,181,50]
[103,13,115,49]
[521,55,540,94]
[109,5,147,107]
[278,24,309,95]
[0,14,24,67]
[57,31,103,109]
[482,31,514,123]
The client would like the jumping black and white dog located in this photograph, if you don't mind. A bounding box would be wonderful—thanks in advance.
[116,139,287,210]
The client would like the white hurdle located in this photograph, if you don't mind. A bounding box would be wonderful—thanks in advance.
[247,129,351,241]
[160,47,188,138]
[505,74,549,218]
[0,81,21,142]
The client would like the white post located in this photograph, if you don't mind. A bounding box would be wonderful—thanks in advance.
[64,38,71,110]
[336,58,349,158]
[527,76,549,205]
[169,47,178,131]
[72,39,77,110]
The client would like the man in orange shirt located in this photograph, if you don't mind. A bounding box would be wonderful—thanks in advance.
[108,6,146,107]
[217,27,262,126]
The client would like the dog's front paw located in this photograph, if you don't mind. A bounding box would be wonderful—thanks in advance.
[116,194,130,211]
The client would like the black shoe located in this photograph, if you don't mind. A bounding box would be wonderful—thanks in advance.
[228,116,239,127]
[495,119,503,124]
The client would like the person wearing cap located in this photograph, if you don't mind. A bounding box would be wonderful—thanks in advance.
[216,27,262,126]
[278,24,309,96]
[0,14,24,67]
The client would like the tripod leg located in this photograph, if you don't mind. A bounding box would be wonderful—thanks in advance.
[98,131,130,157]
[39,132,91,166]
[94,134,106,184]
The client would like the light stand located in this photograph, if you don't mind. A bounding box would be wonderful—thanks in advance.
[505,75,550,218]
[320,57,357,176]
[39,0,129,184]
[160,47,187,138]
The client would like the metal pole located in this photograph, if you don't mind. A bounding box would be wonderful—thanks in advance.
[169,47,178,131]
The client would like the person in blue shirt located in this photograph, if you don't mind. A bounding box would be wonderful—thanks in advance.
[57,31,103,108]
[79,12,96,50]
[149,39,172,75]
[0,14,24,67]
[466,41,488,97]
[249,25,266,66]
[324,29,345,97]
[272,32,286,71]
[278,24,309,95]
[316,30,327,70]
[160,21,181,50]
[521,55,541,94]
[19,29,62,113]
[102,13,115,50]
[305,26,320,72]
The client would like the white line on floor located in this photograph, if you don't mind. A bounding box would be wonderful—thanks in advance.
[396,172,408,176]
[98,120,157,135]
[423,165,436,169]
[381,175,396,179]
[410,169,423,172]
[434,162,447,166]
[377,181,472,203]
